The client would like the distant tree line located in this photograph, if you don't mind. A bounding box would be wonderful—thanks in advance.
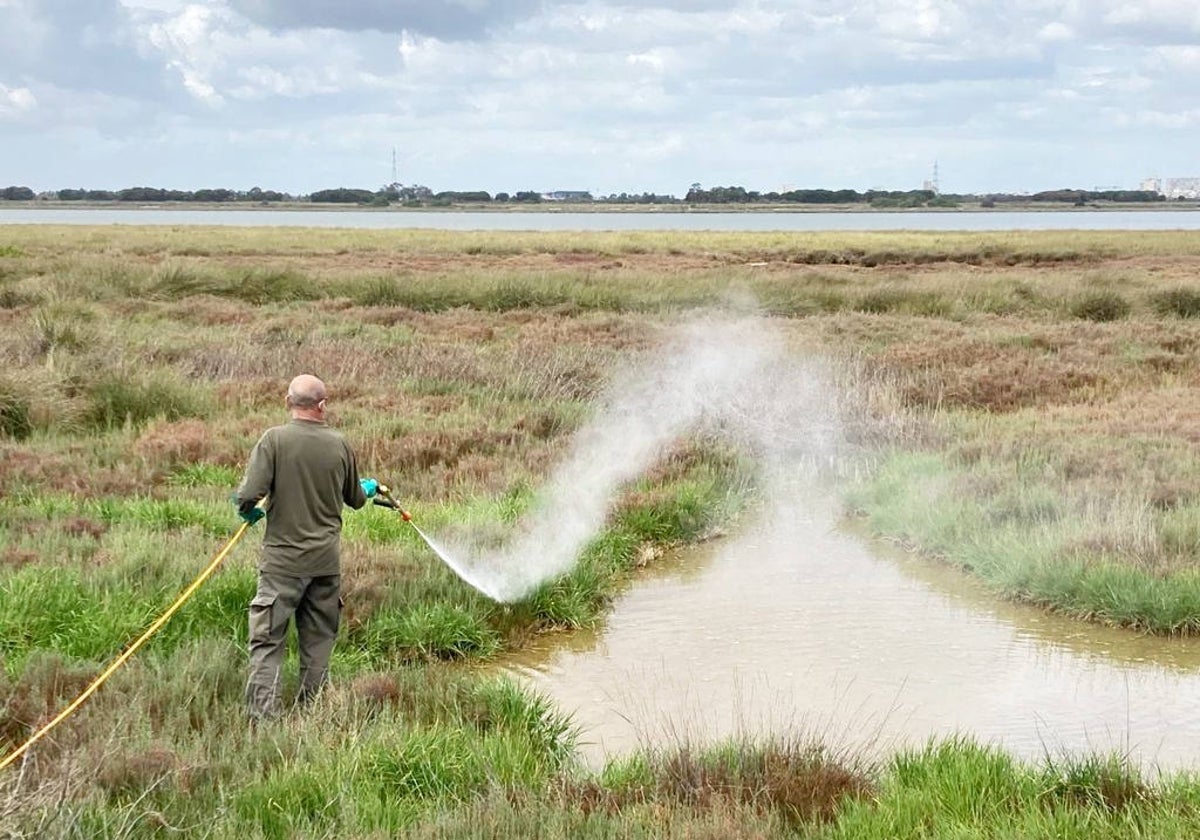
[15,186,295,203]
[0,184,1174,207]
[682,184,1165,207]
[598,192,680,204]
[684,184,965,207]
[1021,189,1164,204]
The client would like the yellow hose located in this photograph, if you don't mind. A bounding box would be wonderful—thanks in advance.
[0,521,252,772]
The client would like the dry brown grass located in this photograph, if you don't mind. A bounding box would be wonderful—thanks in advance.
[822,314,1200,412]
[132,419,238,468]
[0,655,98,758]
[95,744,178,797]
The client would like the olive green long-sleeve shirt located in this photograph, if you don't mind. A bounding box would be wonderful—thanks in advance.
[236,419,367,577]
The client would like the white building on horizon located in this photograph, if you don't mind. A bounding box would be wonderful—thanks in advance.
[1141,177,1200,199]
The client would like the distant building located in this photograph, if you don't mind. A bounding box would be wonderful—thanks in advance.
[542,190,593,202]
[1141,177,1200,199]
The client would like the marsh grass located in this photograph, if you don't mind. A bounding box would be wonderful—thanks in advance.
[1151,287,1200,318]
[0,381,33,440]
[84,372,210,430]
[6,225,1200,836]
[167,462,241,487]
[1073,291,1132,322]
[848,447,1200,633]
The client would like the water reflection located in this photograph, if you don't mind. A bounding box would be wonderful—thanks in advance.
[886,541,1200,674]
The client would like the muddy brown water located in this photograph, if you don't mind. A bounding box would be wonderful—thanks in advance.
[499,491,1200,771]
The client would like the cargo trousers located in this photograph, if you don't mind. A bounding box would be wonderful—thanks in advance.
[245,571,341,721]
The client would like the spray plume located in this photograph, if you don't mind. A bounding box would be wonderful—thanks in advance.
[434,317,844,602]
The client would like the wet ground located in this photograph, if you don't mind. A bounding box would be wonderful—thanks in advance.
[500,488,1200,771]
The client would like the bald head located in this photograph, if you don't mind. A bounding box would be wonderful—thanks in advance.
[286,374,327,418]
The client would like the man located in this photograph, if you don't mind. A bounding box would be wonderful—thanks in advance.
[234,373,378,721]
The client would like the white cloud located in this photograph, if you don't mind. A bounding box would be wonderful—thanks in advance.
[1100,0,1200,32]
[0,83,36,118]
[1,0,1196,193]
[1037,22,1073,42]
[626,50,666,73]
[139,4,233,104]
[1151,45,1200,72]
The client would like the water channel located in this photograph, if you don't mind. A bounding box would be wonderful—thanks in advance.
[500,486,1200,772]
[2,206,1200,231]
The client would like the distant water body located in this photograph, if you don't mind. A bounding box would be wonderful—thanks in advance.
[1,206,1199,231]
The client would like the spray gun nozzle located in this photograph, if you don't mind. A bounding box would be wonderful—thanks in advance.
[372,483,411,520]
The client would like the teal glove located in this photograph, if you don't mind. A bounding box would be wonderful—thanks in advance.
[239,506,265,526]
[232,493,265,526]
[360,478,379,498]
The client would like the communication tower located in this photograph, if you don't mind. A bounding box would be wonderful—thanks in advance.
[922,161,941,194]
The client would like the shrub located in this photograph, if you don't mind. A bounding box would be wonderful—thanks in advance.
[1072,292,1130,322]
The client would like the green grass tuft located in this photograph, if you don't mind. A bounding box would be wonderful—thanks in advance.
[369,726,488,802]
[1072,291,1131,322]
[1150,287,1200,318]
[0,380,33,439]
[366,602,500,662]
[85,372,209,430]
[169,462,241,488]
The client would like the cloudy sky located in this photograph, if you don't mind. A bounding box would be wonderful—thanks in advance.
[1,0,1197,196]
